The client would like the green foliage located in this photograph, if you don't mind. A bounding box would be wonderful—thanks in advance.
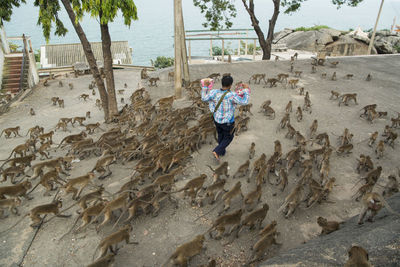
[0,0,25,26]
[74,0,138,26]
[34,0,67,42]
[234,41,260,55]
[193,0,236,30]
[34,49,40,62]
[394,45,400,53]
[294,25,330,32]
[8,42,20,52]
[153,56,174,69]
[211,45,231,55]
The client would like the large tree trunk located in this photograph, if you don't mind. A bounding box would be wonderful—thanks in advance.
[60,0,109,120]
[264,0,280,60]
[242,0,280,60]
[99,22,118,120]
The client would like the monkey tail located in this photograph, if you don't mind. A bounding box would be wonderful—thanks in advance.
[0,214,29,235]
[58,214,81,241]
[27,182,41,195]
[0,130,4,138]
[194,201,223,222]
[377,195,400,216]
[206,165,216,173]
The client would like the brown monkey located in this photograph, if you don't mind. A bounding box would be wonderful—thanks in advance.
[164,235,205,267]
[0,197,22,218]
[201,179,227,205]
[368,131,378,147]
[279,112,290,129]
[251,153,267,178]
[51,97,59,105]
[358,192,400,224]
[249,142,256,159]
[259,220,277,237]
[285,101,293,113]
[375,140,385,159]
[233,160,250,179]
[276,168,289,192]
[62,172,96,200]
[55,121,68,132]
[58,99,65,108]
[72,116,86,126]
[86,111,91,118]
[330,90,340,100]
[0,126,22,138]
[86,254,115,267]
[148,77,160,87]
[68,83,74,90]
[173,174,207,204]
[57,131,87,148]
[91,155,116,179]
[336,144,353,155]
[309,119,318,137]
[277,73,289,83]
[92,89,96,96]
[311,65,316,73]
[278,184,303,218]
[31,167,65,196]
[248,231,280,264]
[264,78,279,88]
[294,71,302,77]
[207,209,243,239]
[79,94,90,101]
[330,61,339,67]
[1,164,28,184]
[0,180,32,200]
[207,162,229,181]
[249,74,266,84]
[366,74,372,81]
[344,246,372,267]
[288,79,299,89]
[384,131,397,148]
[29,108,35,116]
[331,71,337,81]
[295,106,303,122]
[93,224,137,259]
[244,184,262,211]
[220,181,244,214]
[85,122,103,134]
[321,72,327,79]
[238,203,269,235]
[317,216,340,235]
[339,93,358,106]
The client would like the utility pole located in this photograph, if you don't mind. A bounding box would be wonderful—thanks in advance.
[179,4,190,86]
[368,0,384,55]
[391,16,396,34]
[174,0,183,98]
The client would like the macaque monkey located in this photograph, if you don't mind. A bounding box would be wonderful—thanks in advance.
[249,74,266,84]
[3,142,30,159]
[275,56,279,62]
[248,231,280,264]
[201,179,227,206]
[29,108,35,116]
[384,131,397,148]
[339,128,353,146]
[330,90,340,100]
[148,77,160,87]
[290,63,294,73]
[86,111,91,118]
[95,99,102,109]
[92,89,96,96]
[346,74,354,79]
[279,113,290,129]
[93,224,137,259]
[344,246,372,267]
[285,101,293,113]
[339,93,358,106]
[1,126,23,140]
[233,160,250,179]
[243,184,262,211]
[276,168,289,192]
[298,87,304,95]
[32,167,65,196]
[358,192,400,224]
[51,96,59,105]
[0,181,32,200]
[58,81,63,87]
[72,116,86,126]
[57,131,87,148]
[1,165,28,184]
[164,235,205,266]
[366,74,372,81]
[208,73,221,81]
[294,71,302,78]
[278,184,303,218]
[293,52,298,60]
[277,73,289,83]
[87,254,115,267]
[264,78,278,88]
[118,89,125,95]
[207,209,243,239]
[375,140,385,159]
[288,79,299,89]
[238,203,269,235]
[173,174,207,204]
[259,220,277,237]
[58,99,65,108]
[85,122,103,134]
[286,124,296,140]
[38,141,53,159]
[207,162,229,181]
[336,144,353,155]
[168,71,174,81]
[368,131,378,147]
[249,142,256,159]
[317,216,340,235]
[69,83,74,90]
[79,94,89,101]
[382,175,399,197]
[91,155,116,179]
[311,65,316,73]
[331,72,337,81]
[321,72,327,79]
[121,97,125,104]
[0,197,22,218]
[62,172,96,200]
[330,61,339,67]
[220,181,244,214]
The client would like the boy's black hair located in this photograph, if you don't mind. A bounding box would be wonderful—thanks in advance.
[221,75,233,87]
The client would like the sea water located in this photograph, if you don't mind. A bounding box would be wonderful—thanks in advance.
[4,0,400,66]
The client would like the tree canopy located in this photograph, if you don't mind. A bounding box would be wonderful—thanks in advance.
[0,0,26,26]
[193,0,365,31]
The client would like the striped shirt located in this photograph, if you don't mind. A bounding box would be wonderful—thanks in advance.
[201,86,250,124]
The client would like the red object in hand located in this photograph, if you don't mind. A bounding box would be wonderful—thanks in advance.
[235,83,250,97]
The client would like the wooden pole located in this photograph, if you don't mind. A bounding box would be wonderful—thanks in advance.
[238,39,240,55]
[368,0,385,55]
[253,39,256,60]
[222,39,225,62]
[179,5,190,85]
[210,39,213,57]
[174,0,182,98]
[245,30,248,55]
[391,16,396,33]
[188,40,191,63]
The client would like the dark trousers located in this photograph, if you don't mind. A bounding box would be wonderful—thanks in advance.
[213,120,235,156]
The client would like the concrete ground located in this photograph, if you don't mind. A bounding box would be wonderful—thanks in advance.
[0,54,399,266]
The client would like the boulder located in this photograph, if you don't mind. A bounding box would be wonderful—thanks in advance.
[260,193,400,267]
[325,35,377,56]
[374,36,394,54]
[277,30,334,51]
[273,28,294,44]
[319,28,342,41]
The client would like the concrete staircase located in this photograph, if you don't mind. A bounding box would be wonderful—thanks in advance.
[1,55,29,95]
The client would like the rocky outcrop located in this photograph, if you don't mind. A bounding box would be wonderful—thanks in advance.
[274,27,400,55]
[260,193,400,266]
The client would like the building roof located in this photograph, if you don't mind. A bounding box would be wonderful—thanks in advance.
[40,41,132,68]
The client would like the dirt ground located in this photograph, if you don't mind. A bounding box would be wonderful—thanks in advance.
[0,54,399,267]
